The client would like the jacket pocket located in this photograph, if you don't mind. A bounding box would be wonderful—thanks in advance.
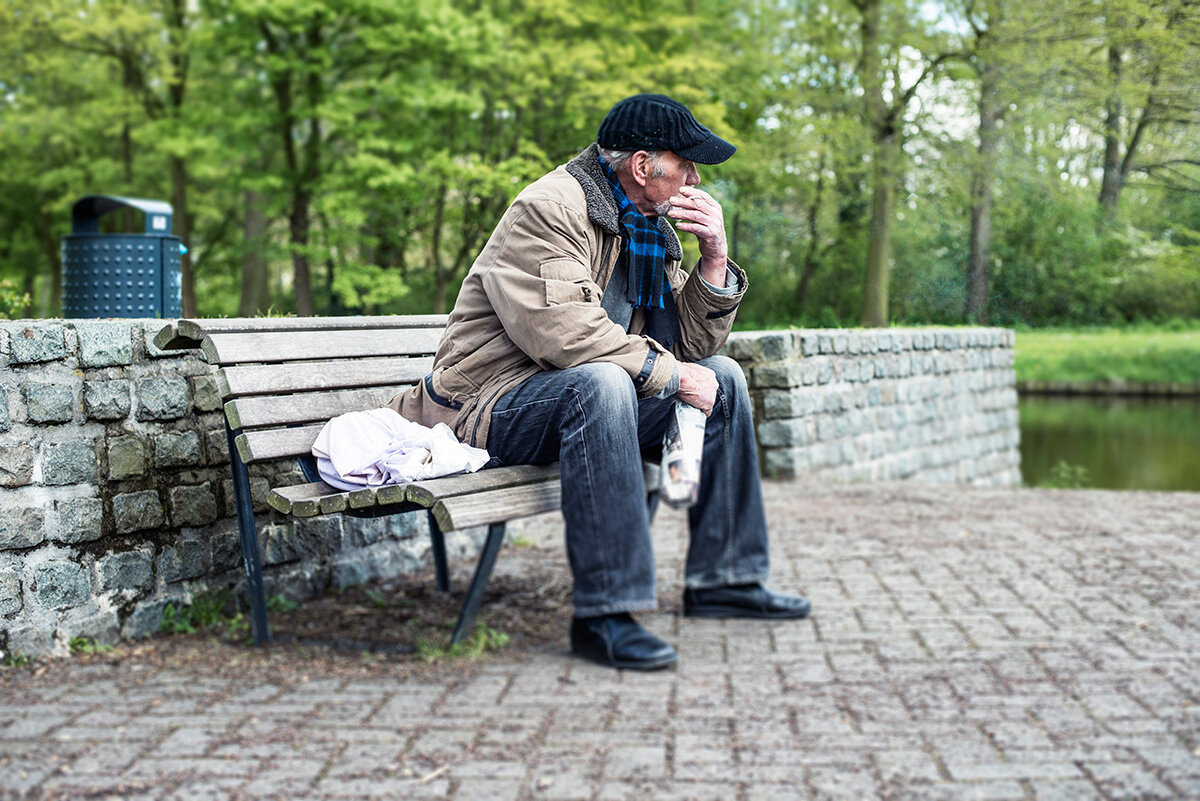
[541,258,600,307]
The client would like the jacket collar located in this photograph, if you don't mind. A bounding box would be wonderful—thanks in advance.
[566,144,683,261]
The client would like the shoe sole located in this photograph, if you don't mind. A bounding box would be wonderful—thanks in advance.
[571,646,678,671]
[683,604,812,620]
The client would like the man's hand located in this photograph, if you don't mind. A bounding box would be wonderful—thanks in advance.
[676,361,718,416]
[668,186,729,287]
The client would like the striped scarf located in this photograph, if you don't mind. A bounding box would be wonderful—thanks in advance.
[599,156,672,311]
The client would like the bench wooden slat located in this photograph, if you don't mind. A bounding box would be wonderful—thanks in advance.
[235,426,324,463]
[404,464,561,505]
[154,315,450,350]
[433,482,562,532]
[217,356,433,398]
[225,386,409,430]
[202,328,443,365]
[269,482,350,517]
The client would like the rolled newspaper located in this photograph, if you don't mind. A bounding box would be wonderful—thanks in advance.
[659,401,706,509]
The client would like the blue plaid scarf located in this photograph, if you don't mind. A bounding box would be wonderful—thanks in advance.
[599,156,672,311]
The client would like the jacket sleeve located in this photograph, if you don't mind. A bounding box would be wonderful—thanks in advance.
[670,259,748,362]
[478,194,677,396]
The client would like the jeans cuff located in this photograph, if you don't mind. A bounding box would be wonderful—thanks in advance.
[573,598,658,618]
[683,571,769,590]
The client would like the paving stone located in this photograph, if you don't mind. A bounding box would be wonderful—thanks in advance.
[0,504,46,550]
[9,323,65,364]
[107,436,147,479]
[135,376,190,421]
[76,321,133,367]
[40,439,98,485]
[83,380,131,420]
[33,560,90,609]
[112,490,165,534]
[53,497,104,544]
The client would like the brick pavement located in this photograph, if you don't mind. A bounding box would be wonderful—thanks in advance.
[1,481,1199,800]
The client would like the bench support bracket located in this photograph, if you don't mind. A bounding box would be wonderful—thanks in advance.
[449,523,506,646]
[226,421,271,645]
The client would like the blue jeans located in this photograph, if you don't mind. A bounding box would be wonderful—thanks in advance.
[488,355,770,617]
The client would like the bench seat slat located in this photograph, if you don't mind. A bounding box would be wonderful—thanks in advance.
[202,329,442,365]
[269,482,350,517]
[154,315,450,351]
[217,356,433,398]
[235,426,324,463]
[225,386,411,430]
[404,464,561,505]
[433,482,562,532]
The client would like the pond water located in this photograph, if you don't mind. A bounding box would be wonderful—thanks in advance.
[1019,395,1200,491]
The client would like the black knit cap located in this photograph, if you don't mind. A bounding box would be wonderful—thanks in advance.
[597,94,736,165]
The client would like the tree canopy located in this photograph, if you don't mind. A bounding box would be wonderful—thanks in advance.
[2,0,1198,327]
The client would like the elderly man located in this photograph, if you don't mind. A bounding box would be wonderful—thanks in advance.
[390,94,810,670]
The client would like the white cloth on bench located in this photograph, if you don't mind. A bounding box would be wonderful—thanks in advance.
[312,408,489,491]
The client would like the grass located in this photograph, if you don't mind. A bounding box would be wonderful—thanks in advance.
[1015,326,1200,385]
[416,624,510,663]
[161,590,249,637]
[68,637,116,656]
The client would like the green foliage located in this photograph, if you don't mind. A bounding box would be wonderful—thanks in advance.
[68,637,115,656]
[160,590,243,635]
[1040,460,1091,490]
[1,648,33,668]
[416,624,510,663]
[1015,328,1200,384]
[0,280,31,319]
[266,593,300,613]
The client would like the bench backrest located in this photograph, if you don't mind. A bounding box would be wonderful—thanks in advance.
[187,316,449,465]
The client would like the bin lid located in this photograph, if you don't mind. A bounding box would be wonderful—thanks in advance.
[71,195,174,235]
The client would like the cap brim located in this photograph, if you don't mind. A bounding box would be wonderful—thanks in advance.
[675,134,736,165]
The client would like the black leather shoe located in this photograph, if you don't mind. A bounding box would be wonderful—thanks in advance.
[683,583,812,619]
[570,613,678,671]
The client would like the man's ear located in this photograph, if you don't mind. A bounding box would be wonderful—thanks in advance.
[629,151,652,187]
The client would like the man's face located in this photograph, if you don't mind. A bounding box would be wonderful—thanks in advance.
[642,151,701,217]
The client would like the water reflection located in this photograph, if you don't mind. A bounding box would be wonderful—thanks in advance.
[1019,395,1200,491]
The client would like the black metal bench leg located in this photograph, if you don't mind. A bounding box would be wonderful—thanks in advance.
[225,421,271,645]
[448,523,506,646]
[428,511,451,592]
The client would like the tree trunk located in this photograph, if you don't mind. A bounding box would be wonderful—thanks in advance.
[290,190,315,316]
[37,210,62,315]
[860,141,895,328]
[967,63,1001,324]
[795,154,827,309]
[1099,44,1124,217]
[239,190,269,316]
[169,155,196,316]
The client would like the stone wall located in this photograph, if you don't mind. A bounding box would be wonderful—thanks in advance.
[0,320,1020,659]
[723,327,1021,485]
[0,320,479,660]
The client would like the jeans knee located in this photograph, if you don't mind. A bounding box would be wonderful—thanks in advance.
[703,355,748,396]
[569,362,637,412]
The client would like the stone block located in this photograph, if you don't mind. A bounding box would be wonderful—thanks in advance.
[0,506,45,550]
[135,376,190,421]
[54,498,104,544]
[60,606,120,647]
[159,535,207,583]
[757,419,808,448]
[260,522,307,566]
[154,431,202,468]
[0,389,10,432]
[123,598,171,638]
[98,549,154,592]
[0,444,35,487]
[751,363,804,389]
[83,381,131,420]
[212,524,242,572]
[34,560,90,609]
[5,623,54,658]
[190,374,222,412]
[207,429,229,464]
[112,490,165,534]
[41,439,98,485]
[169,483,218,527]
[25,383,75,423]
[220,477,270,516]
[76,322,133,367]
[0,573,22,616]
[758,332,796,362]
[107,436,146,479]
[332,554,370,590]
[9,323,65,364]
[719,335,759,362]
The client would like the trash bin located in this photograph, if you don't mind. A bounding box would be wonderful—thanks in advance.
[61,195,183,318]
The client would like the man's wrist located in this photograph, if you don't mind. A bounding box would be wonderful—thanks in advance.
[699,254,729,285]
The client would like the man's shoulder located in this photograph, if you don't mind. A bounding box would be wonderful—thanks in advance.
[512,164,588,215]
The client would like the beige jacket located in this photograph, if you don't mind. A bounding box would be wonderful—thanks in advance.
[388,144,747,448]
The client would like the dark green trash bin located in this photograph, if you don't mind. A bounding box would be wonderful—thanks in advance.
[61,195,183,318]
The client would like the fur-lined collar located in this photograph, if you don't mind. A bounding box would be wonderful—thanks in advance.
[565,144,684,261]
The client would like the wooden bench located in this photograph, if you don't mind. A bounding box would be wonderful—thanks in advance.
[154,316,660,648]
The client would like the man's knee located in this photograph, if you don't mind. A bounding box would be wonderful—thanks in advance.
[701,355,748,396]
[566,362,637,410]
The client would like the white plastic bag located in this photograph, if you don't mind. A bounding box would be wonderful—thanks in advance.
[659,401,706,509]
[311,408,490,491]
